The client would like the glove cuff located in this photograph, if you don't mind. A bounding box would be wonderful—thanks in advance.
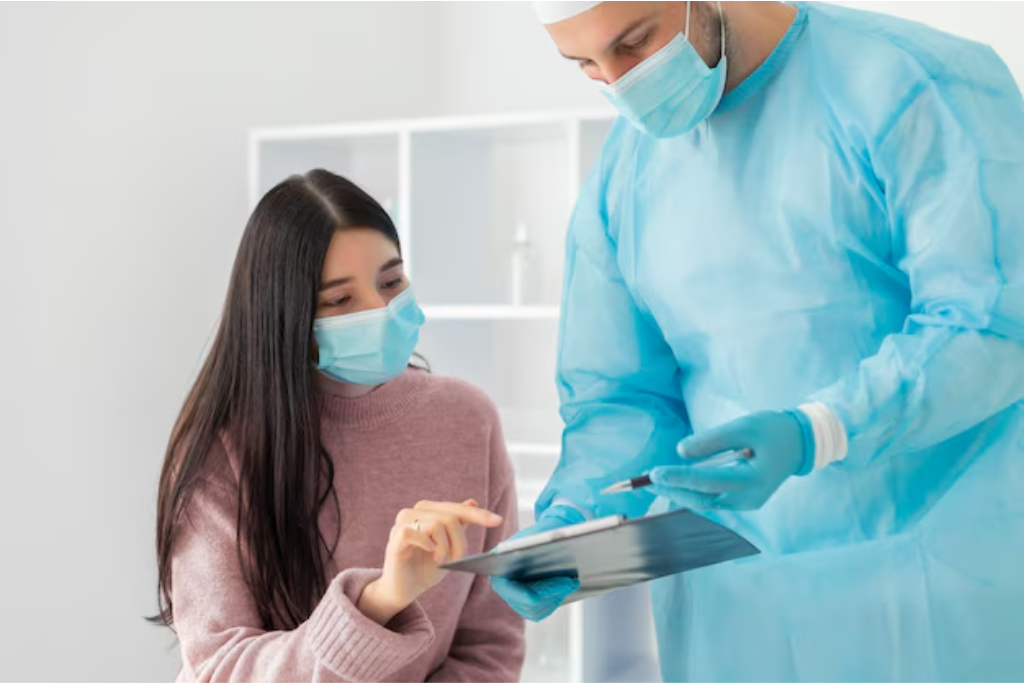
[797,402,849,471]
[543,502,589,526]
[785,408,816,476]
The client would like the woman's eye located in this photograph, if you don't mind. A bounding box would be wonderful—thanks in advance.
[326,296,351,307]
[382,278,404,290]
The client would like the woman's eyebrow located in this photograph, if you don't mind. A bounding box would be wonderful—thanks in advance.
[379,257,404,273]
[320,258,404,291]
[319,276,352,291]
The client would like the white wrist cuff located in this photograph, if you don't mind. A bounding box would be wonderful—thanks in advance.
[797,403,848,470]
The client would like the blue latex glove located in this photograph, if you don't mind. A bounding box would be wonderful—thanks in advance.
[489,505,584,621]
[648,410,814,511]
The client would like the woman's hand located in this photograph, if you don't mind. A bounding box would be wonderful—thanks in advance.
[358,499,503,625]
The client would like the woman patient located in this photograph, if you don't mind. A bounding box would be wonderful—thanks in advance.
[151,169,525,681]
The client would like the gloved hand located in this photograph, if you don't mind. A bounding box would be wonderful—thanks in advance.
[490,505,584,621]
[648,410,813,511]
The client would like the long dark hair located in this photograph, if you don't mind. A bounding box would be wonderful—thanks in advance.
[151,169,401,630]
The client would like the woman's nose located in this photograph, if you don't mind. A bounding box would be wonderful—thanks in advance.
[353,291,388,314]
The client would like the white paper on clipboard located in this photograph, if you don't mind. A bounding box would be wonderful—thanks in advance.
[494,515,624,554]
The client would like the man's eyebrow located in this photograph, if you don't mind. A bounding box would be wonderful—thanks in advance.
[559,17,653,61]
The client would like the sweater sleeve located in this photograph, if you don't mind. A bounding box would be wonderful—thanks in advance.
[170,448,436,682]
[426,416,526,683]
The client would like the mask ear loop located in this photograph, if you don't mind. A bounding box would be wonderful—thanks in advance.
[685,1,725,63]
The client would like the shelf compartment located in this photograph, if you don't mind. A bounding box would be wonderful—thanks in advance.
[408,123,573,307]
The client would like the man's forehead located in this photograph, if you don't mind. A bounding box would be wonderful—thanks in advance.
[544,2,662,55]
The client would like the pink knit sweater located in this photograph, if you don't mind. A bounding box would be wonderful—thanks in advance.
[170,369,525,682]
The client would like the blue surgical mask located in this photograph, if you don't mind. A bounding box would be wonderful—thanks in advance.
[313,288,425,386]
[601,0,727,138]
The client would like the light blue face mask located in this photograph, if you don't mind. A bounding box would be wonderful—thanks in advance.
[601,0,727,138]
[313,288,425,386]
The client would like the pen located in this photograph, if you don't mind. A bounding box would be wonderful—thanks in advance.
[600,448,754,495]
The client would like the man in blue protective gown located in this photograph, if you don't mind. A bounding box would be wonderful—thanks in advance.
[492,2,1024,680]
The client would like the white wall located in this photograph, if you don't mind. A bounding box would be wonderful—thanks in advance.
[434,1,1024,116]
[0,3,440,680]
[3,2,1023,682]
[436,1,608,115]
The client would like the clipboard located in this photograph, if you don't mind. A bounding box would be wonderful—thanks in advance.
[442,508,760,602]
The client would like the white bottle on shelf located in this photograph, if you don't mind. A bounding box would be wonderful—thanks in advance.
[511,221,531,307]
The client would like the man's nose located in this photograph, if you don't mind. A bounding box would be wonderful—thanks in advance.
[596,57,643,86]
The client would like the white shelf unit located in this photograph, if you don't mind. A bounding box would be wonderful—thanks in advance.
[250,110,659,683]
[421,305,561,321]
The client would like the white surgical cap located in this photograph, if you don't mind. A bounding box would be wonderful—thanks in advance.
[532,1,603,25]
